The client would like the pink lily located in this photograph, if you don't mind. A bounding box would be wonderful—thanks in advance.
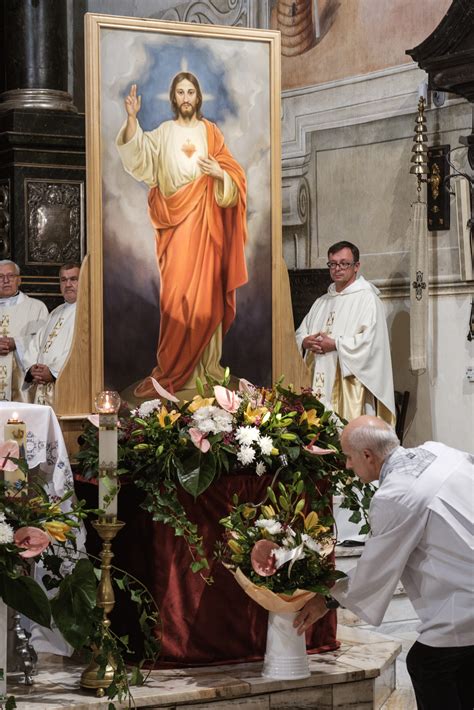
[0,440,20,471]
[189,428,211,453]
[14,526,50,558]
[214,385,242,413]
[238,378,264,406]
[151,377,180,403]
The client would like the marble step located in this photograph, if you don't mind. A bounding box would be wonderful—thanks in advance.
[7,626,401,709]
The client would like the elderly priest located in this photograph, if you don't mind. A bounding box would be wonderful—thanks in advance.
[16,263,80,406]
[296,241,395,424]
[0,260,48,402]
[294,416,474,710]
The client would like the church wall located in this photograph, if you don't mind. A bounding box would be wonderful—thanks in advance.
[385,293,472,451]
[61,0,472,449]
[281,1,474,453]
[273,0,451,92]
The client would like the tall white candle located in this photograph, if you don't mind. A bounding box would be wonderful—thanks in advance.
[95,391,121,519]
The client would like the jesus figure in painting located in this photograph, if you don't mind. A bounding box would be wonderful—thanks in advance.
[116,71,248,398]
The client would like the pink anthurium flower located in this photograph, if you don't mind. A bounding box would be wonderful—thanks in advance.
[151,377,180,403]
[14,526,51,558]
[189,428,211,453]
[0,440,20,471]
[250,539,280,576]
[214,385,242,413]
[304,443,335,455]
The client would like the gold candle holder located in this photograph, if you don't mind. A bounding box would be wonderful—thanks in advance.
[80,517,125,696]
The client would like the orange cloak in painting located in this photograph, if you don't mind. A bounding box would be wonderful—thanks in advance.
[134,119,248,397]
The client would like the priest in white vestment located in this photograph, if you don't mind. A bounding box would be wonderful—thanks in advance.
[16,263,80,406]
[295,241,395,424]
[0,260,48,401]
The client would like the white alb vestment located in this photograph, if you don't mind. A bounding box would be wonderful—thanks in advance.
[0,292,48,401]
[116,119,237,204]
[295,276,395,417]
[332,443,474,647]
[17,301,76,405]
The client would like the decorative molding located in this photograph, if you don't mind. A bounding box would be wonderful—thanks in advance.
[25,179,84,265]
[159,0,248,26]
[379,280,474,299]
[281,63,464,174]
[0,180,11,259]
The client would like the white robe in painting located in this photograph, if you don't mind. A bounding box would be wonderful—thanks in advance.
[17,302,76,405]
[295,276,395,420]
[0,292,48,401]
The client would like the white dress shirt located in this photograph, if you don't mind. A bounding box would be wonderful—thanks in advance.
[332,442,474,647]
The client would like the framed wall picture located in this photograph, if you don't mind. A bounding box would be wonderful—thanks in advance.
[85,13,284,400]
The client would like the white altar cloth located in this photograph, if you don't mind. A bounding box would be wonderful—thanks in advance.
[0,401,74,501]
[0,402,82,656]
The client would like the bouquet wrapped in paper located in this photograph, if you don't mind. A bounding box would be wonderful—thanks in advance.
[218,474,345,678]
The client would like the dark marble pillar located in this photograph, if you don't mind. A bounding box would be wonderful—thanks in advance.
[0,0,85,308]
[0,0,76,113]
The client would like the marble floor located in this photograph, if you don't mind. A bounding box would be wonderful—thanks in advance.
[376,621,418,710]
[3,625,401,709]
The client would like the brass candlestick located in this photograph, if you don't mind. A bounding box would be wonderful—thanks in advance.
[80,517,125,697]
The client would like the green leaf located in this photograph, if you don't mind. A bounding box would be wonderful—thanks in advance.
[130,666,145,686]
[178,452,216,498]
[0,574,51,629]
[51,558,98,648]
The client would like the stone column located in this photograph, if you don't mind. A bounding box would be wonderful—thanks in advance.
[0,0,76,113]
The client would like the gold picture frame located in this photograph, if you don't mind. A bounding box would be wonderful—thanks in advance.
[85,12,307,401]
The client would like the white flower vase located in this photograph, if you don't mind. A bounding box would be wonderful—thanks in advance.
[262,610,310,680]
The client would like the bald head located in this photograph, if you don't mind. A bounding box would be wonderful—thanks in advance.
[341,416,399,483]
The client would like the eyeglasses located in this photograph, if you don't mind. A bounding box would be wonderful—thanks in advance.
[0,274,19,282]
[326,261,357,270]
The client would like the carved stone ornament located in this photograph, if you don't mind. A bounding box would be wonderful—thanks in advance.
[159,0,247,26]
[0,181,11,259]
[412,270,427,301]
[25,180,83,264]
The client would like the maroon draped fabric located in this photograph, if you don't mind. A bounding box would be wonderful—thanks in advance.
[75,474,338,667]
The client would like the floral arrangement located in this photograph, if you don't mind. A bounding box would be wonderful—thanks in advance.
[217,472,346,597]
[77,373,373,575]
[0,441,160,707]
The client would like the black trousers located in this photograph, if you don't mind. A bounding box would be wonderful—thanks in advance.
[406,640,474,710]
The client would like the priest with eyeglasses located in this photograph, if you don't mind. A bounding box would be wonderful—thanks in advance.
[295,241,395,424]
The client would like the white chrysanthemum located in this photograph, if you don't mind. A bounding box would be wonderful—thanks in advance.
[0,521,14,545]
[258,435,273,456]
[138,399,162,418]
[235,426,260,446]
[237,446,256,466]
[0,512,5,522]
[211,409,234,432]
[255,461,266,476]
[255,518,283,535]
[192,406,233,434]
